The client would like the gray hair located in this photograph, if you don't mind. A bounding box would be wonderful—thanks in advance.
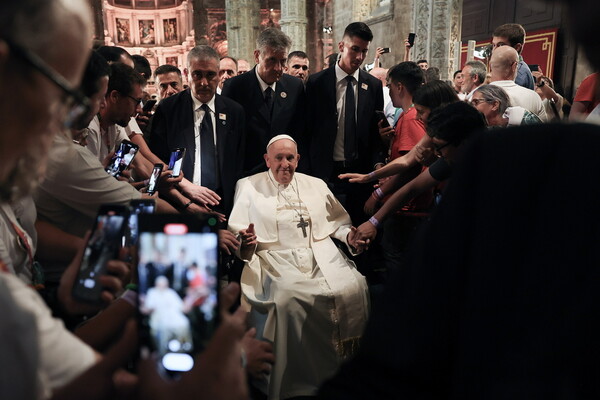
[187,45,220,66]
[474,84,512,115]
[464,60,487,85]
[256,28,292,54]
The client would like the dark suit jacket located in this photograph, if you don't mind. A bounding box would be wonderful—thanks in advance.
[147,89,245,214]
[305,66,384,181]
[221,67,306,176]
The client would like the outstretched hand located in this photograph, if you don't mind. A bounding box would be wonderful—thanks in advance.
[338,173,371,184]
[353,221,378,244]
[348,226,370,253]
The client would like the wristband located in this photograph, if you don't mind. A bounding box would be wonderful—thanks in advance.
[369,216,380,228]
[374,187,384,200]
[182,200,193,209]
[367,171,376,180]
[120,289,138,307]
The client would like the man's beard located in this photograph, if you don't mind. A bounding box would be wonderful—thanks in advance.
[0,140,49,202]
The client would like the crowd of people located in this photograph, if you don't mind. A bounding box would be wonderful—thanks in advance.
[2,0,600,398]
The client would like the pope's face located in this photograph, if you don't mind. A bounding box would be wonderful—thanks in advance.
[264,139,300,185]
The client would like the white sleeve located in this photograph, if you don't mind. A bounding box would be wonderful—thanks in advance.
[126,117,143,137]
[2,273,96,397]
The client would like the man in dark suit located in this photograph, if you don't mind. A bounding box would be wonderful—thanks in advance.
[305,22,384,225]
[222,28,306,177]
[148,45,245,218]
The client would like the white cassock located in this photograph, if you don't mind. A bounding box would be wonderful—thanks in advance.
[228,170,370,400]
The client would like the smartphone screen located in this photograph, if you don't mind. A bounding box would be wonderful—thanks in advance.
[137,214,219,379]
[168,148,186,178]
[529,64,540,72]
[381,47,390,54]
[147,164,163,195]
[72,205,128,303]
[106,140,139,177]
[127,199,156,247]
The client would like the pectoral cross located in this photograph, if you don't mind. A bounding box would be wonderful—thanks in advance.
[297,216,308,238]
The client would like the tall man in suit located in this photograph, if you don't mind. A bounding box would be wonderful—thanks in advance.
[305,22,384,225]
[222,28,306,176]
[148,46,245,255]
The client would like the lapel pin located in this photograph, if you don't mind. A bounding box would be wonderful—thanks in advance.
[280,91,287,98]
[361,83,368,90]
[219,113,227,120]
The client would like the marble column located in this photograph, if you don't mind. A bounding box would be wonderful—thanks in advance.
[225,0,260,62]
[413,0,463,80]
[280,0,308,52]
[191,0,209,45]
[89,0,105,47]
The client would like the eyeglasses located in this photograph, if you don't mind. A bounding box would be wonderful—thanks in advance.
[470,98,489,106]
[5,37,90,129]
[434,141,451,156]
[123,94,143,105]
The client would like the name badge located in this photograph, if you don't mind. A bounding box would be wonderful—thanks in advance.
[219,113,227,120]
[361,83,369,90]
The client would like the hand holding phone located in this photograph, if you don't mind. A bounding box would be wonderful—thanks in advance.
[408,33,416,47]
[147,164,163,195]
[142,99,157,113]
[106,140,139,177]
[137,214,220,379]
[72,205,128,304]
[168,148,186,178]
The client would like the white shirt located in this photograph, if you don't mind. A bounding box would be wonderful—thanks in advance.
[490,80,548,122]
[0,272,96,399]
[86,115,131,162]
[0,197,37,283]
[334,63,360,161]
[255,67,277,94]
[191,93,217,186]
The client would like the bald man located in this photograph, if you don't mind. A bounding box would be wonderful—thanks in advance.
[489,46,547,121]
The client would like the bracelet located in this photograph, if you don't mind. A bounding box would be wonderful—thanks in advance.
[120,289,138,307]
[374,187,384,200]
[369,216,380,228]
[182,200,193,209]
[367,171,376,181]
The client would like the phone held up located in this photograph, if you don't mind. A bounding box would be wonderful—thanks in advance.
[147,163,163,195]
[381,47,390,54]
[137,214,220,379]
[168,148,186,178]
[72,204,128,304]
[408,32,416,47]
[142,99,157,113]
[106,140,140,177]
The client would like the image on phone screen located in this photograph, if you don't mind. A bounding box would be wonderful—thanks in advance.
[106,140,139,177]
[137,215,219,379]
[168,148,186,177]
[127,199,156,247]
[72,206,127,303]
[147,164,163,195]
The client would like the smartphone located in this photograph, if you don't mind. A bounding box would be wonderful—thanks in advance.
[168,148,186,178]
[137,214,220,379]
[147,164,163,195]
[127,199,156,247]
[375,110,391,128]
[408,32,416,47]
[106,140,140,177]
[529,64,539,72]
[142,99,157,113]
[72,204,128,304]
[381,47,390,54]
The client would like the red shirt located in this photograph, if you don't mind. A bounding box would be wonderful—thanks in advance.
[389,107,426,160]
[573,73,600,114]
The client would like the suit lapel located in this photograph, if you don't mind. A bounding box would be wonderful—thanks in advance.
[250,67,271,124]
[181,90,197,180]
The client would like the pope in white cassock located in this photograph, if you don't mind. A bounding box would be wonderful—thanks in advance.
[228,134,370,400]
